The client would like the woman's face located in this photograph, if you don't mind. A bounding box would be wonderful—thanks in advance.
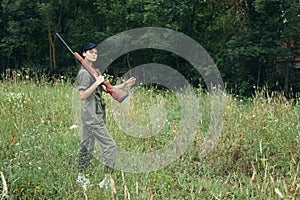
[83,48,98,62]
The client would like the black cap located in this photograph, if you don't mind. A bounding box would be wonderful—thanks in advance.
[81,43,97,53]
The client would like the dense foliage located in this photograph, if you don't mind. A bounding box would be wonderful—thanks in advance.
[1,0,300,95]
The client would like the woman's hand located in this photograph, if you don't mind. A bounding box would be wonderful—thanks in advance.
[124,77,136,87]
[79,74,104,100]
[94,73,104,85]
[112,76,136,89]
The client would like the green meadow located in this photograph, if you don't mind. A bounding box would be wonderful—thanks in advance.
[0,72,299,199]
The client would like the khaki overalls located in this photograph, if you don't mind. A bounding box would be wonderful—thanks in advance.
[76,67,116,174]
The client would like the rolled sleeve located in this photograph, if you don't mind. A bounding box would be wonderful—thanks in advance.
[77,68,93,91]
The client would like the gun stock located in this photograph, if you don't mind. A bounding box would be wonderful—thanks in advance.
[56,33,128,103]
[103,80,128,103]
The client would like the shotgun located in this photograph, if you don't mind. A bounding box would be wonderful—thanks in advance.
[56,33,128,103]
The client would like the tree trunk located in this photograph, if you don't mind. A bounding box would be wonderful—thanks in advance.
[256,64,261,89]
[48,27,56,70]
[284,62,289,95]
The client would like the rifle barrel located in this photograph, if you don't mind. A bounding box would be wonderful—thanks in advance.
[55,33,74,54]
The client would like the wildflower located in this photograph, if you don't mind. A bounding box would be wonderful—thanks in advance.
[69,124,79,130]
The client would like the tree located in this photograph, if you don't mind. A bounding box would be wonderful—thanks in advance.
[0,0,46,68]
[0,0,299,96]
[277,0,300,93]
[220,0,300,95]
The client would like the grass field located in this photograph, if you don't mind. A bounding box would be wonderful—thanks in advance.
[0,72,299,199]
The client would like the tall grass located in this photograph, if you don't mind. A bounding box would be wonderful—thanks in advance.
[0,70,299,199]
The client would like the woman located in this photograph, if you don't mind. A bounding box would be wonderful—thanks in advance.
[76,43,136,190]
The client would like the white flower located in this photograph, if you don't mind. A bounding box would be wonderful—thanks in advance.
[69,124,79,130]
